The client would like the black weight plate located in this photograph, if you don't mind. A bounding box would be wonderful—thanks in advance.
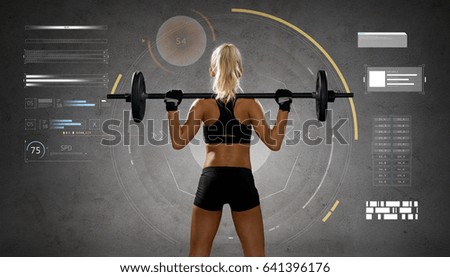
[131,71,146,122]
[316,70,328,121]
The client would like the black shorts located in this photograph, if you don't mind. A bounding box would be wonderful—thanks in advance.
[194,167,260,212]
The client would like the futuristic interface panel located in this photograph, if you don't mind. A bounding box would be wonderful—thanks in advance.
[1,0,449,257]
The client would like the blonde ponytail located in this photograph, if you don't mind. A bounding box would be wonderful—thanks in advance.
[210,43,243,103]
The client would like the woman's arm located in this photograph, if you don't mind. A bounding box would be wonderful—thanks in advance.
[249,99,289,151]
[167,99,203,150]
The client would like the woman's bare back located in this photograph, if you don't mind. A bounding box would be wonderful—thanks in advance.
[200,98,253,169]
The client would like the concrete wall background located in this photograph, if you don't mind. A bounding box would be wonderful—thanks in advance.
[1,0,449,256]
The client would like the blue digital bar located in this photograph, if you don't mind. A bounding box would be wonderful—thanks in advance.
[65,104,96,107]
[65,100,87,103]
[50,123,82,126]
[51,119,73,122]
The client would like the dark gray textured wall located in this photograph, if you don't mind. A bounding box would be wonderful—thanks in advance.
[1,0,449,256]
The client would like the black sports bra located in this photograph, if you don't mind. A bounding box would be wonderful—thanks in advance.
[203,99,252,144]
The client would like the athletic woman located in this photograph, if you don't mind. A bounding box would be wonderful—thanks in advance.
[165,43,292,256]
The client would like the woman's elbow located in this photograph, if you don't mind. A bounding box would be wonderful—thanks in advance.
[171,140,186,150]
[266,141,282,151]
[172,144,185,150]
[269,144,282,151]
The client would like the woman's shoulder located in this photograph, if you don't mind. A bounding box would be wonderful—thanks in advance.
[195,97,258,109]
[190,98,216,111]
[195,98,215,106]
[236,98,259,108]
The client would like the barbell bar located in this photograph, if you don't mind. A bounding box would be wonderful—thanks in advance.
[107,70,354,122]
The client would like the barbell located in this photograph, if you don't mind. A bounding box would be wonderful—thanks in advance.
[107,70,353,122]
